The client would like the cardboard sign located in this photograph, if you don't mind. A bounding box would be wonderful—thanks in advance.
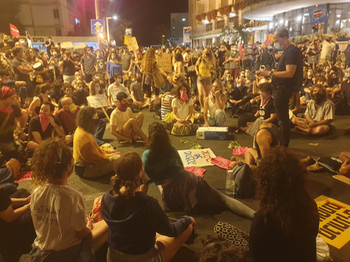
[87,94,109,108]
[109,88,131,100]
[124,36,132,45]
[126,37,139,51]
[156,52,172,73]
[178,148,216,167]
[315,195,350,249]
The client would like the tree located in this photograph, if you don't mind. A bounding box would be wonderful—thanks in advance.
[0,0,25,35]
[152,23,171,45]
[110,18,132,46]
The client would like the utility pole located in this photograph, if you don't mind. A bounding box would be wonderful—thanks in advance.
[94,0,100,19]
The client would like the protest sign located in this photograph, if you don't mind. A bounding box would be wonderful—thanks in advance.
[109,88,131,100]
[315,195,350,249]
[178,148,216,167]
[87,94,109,108]
[126,37,139,51]
[124,36,132,45]
[156,52,172,74]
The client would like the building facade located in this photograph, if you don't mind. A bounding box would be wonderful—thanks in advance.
[170,13,189,46]
[189,0,350,48]
[14,0,94,37]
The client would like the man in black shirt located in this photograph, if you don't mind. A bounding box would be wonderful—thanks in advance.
[27,101,69,152]
[257,28,303,147]
[59,50,78,83]
[45,37,55,58]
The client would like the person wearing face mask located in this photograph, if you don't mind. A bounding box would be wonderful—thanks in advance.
[228,77,251,118]
[59,50,78,83]
[74,79,88,106]
[223,45,241,79]
[107,73,131,107]
[130,73,147,109]
[254,82,276,124]
[110,92,148,143]
[56,97,80,135]
[107,51,123,83]
[257,28,303,147]
[231,113,282,169]
[291,85,335,135]
[57,83,79,110]
[80,47,96,83]
[27,102,70,152]
[203,80,226,127]
[218,44,227,75]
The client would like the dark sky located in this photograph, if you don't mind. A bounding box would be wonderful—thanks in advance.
[106,0,188,46]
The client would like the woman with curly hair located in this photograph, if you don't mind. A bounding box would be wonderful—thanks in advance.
[23,138,108,262]
[73,106,120,178]
[249,147,319,262]
[195,47,215,109]
[141,48,169,109]
[101,152,195,262]
[142,122,255,218]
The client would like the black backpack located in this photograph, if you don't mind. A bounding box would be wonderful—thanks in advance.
[229,162,255,198]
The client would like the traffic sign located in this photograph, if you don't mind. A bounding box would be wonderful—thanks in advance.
[91,19,105,34]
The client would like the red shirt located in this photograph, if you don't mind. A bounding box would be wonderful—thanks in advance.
[56,106,80,134]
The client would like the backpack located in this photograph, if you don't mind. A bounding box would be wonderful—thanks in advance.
[229,162,255,198]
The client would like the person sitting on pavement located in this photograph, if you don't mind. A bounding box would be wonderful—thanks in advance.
[231,113,282,169]
[73,107,120,178]
[110,92,148,143]
[107,73,131,108]
[101,152,196,262]
[56,97,80,136]
[291,84,335,135]
[23,138,108,261]
[338,152,350,178]
[203,79,226,127]
[228,76,252,118]
[142,122,255,218]
[254,82,277,124]
[74,79,88,106]
[28,83,54,116]
[27,101,71,152]
[57,83,79,109]
[249,147,319,262]
[130,72,148,109]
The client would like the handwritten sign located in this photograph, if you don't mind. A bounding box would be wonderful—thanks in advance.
[126,36,139,51]
[178,148,216,167]
[109,87,131,100]
[315,195,350,249]
[87,94,109,108]
[156,52,172,74]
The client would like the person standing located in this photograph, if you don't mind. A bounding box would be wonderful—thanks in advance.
[59,51,78,83]
[223,45,241,79]
[257,28,303,147]
[45,37,54,58]
[80,47,96,83]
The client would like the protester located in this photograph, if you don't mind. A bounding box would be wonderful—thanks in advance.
[24,138,108,261]
[28,83,53,116]
[101,152,195,262]
[59,50,78,83]
[81,47,96,83]
[110,92,148,143]
[250,147,319,262]
[203,80,226,127]
[107,73,131,107]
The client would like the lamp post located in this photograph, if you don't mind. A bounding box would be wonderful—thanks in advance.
[106,15,118,44]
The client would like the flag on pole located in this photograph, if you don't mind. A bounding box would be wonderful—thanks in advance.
[10,23,20,37]
[239,43,244,61]
[264,34,273,46]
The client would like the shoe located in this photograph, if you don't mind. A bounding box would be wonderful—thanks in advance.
[300,156,316,167]
[307,162,324,172]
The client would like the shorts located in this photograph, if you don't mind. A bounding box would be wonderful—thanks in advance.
[197,76,212,86]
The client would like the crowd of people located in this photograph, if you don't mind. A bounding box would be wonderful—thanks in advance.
[0,24,349,261]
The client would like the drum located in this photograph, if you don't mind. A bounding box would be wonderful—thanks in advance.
[33,62,44,71]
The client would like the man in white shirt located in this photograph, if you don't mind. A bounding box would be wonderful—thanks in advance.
[318,24,334,64]
[110,92,148,143]
[107,73,131,107]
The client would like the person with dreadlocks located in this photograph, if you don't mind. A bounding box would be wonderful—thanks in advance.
[0,86,24,165]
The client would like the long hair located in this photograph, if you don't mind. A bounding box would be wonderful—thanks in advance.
[255,147,319,236]
[111,152,143,199]
[200,47,215,69]
[76,106,98,134]
[175,82,191,102]
[141,48,156,75]
[31,137,73,185]
[146,122,173,164]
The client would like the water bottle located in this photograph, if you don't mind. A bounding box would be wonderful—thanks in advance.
[226,169,236,197]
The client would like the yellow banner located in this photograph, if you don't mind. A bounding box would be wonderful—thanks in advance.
[315,195,350,249]
[124,36,132,45]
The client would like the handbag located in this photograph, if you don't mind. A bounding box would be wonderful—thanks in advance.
[163,112,175,123]
[153,68,166,88]
[171,122,192,136]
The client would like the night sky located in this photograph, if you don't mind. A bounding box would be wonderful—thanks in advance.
[106,0,188,46]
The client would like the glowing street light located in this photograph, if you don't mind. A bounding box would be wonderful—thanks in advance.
[106,15,118,44]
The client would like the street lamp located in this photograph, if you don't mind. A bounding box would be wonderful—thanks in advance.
[106,16,118,44]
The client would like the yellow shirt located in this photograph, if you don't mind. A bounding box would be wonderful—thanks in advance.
[73,127,111,163]
[198,61,211,77]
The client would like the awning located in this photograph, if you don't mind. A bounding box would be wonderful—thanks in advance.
[60,41,74,49]
[190,28,225,40]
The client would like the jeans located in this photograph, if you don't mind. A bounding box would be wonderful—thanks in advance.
[273,87,293,147]
[93,119,107,146]
[208,109,226,126]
